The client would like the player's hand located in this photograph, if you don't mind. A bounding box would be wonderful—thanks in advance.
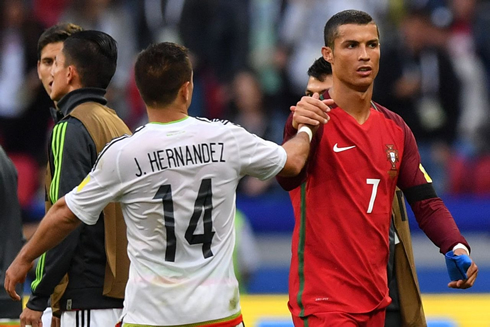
[291,93,332,129]
[20,307,43,327]
[447,249,478,289]
[4,256,34,301]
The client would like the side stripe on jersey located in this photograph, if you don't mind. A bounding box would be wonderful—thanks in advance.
[50,122,68,203]
[92,133,130,170]
[297,182,308,323]
[30,248,45,291]
[32,122,67,291]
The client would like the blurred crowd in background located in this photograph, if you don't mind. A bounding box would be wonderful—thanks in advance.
[1,0,490,228]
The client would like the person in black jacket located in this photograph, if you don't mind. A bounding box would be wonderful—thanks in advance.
[0,145,23,325]
[28,22,83,327]
[17,30,131,327]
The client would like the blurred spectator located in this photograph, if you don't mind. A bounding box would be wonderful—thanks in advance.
[226,70,286,197]
[474,0,490,94]
[59,0,137,120]
[131,0,240,118]
[32,0,70,28]
[207,0,250,87]
[0,145,24,324]
[248,0,285,96]
[374,8,461,195]
[0,0,52,158]
[446,0,490,156]
[0,0,52,219]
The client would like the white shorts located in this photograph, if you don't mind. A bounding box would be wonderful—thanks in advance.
[41,307,52,327]
[61,308,122,327]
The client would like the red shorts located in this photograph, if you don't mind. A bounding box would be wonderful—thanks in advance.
[292,309,386,327]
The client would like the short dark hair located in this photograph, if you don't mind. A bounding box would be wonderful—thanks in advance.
[323,10,378,48]
[62,30,118,89]
[134,42,192,107]
[37,23,83,59]
[307,57,332,82]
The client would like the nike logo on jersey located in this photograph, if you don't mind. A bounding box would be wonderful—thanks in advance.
[333,143,356,152]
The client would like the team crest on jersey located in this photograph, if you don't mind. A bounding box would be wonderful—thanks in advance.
[385,144,399,178]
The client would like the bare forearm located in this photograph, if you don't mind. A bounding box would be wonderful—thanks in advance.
[278,131,311,177]
[5,197,81,301]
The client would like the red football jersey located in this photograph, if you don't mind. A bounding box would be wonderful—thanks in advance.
[279,101,468,318]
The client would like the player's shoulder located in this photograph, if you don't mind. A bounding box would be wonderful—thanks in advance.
[193,117,247,135]
[53,116,90,143]
[92,133,132,169]
[372,101,407,128]
[195,117,237,127]
[101,133,132,153]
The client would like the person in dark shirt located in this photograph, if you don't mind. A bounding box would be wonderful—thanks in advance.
[18,30,131,327]
[0,145,23,325]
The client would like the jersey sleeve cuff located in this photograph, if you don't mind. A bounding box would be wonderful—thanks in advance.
[26,294,50,312]
[452,243,470,255]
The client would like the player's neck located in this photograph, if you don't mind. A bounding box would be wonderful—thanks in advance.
[329,84,373,124]
[147,105,188,123]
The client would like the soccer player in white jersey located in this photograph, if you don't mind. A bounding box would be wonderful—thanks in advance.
[5,42,333,327]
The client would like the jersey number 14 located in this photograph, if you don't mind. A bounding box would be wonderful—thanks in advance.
[153,178,215,262]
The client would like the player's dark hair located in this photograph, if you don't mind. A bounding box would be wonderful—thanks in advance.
[37,23,83,59]
[62,30,118,89]
[323,10,379,48]
[307,57,332,82]
[134,42,192,107]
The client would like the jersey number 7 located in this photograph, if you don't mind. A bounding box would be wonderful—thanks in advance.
[153,178,215,262]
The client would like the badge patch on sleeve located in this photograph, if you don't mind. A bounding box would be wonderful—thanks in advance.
[419,164,432,183]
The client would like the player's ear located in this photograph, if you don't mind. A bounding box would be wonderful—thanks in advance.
[37,61,42,80]
[322,46,333,64]
[67,65,78,85]
[181,81,191,102]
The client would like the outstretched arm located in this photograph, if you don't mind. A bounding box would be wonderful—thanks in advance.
[4,197,80,301]
[276,94,332,185]
[396,113,478,289]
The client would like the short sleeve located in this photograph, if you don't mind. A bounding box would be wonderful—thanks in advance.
[229,124,287,180]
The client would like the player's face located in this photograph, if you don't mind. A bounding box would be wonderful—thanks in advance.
[38,42,63,97]
[50,46,71,102]
[323,23,380,92]
[305,75,333,97]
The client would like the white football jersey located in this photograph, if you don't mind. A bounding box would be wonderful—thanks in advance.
[65,117,287,326]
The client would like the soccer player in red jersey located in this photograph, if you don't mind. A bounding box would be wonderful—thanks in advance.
[277,10,478,326]
[303,57,427,326]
